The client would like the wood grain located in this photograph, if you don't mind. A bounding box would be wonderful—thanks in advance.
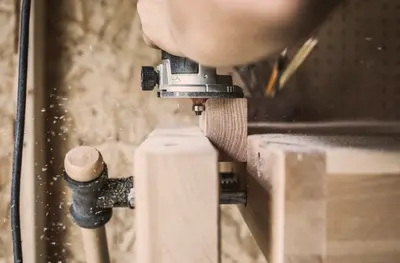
[134,126,220,263]
[199,98,247,162]
[241,134,327,263]
[80,228,110,263]
[242,134,400,263]
[64,146,105,182]
[327,172,400,263]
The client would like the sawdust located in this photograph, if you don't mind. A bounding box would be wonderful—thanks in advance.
[43,0,264,262]
[0,0,263,261]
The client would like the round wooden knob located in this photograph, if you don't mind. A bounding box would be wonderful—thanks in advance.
[64,146,105,182]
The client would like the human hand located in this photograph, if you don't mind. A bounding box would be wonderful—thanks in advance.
[137,0,342,67]
[137,0,183,56]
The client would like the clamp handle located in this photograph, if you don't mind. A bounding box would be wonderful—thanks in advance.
[64,146,111,263]
[64,146,112,229]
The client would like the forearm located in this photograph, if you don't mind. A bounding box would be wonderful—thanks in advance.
[166,0,342,67]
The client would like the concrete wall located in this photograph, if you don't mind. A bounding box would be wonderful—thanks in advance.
[0,1,264,262]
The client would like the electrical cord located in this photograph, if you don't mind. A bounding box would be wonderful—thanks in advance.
[11,0,31,262]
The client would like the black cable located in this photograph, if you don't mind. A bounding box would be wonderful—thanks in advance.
[11,0,31,262]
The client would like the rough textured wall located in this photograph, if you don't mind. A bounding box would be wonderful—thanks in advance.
[45,1,264,262]
[0,0,16,262]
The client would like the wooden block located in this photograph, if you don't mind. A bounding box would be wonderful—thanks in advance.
[323,137,400,263]
[242,134,400,263]
[327,173,400,263]
[199,98,247,162]
[134,126,220,263]
[241,134,327,263]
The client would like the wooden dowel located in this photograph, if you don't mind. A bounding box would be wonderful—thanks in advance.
[64,146,111,263]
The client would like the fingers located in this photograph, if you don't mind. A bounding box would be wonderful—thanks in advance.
[137,0,162,49]
[137,0,183,56]
[142,32,159,49]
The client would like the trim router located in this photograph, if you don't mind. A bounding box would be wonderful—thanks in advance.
[141,51,245,115]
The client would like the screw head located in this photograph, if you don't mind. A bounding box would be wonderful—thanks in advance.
[141,66,159,91]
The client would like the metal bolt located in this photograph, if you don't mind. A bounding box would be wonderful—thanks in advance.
[192,104,205,115]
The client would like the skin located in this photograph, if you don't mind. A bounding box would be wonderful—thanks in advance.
[137,0,343,67]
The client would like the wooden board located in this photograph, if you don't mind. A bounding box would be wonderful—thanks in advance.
[64,146,110,263]
[242,134,400,263]
[199,98,247,162]
[327,173,400,263]
[134,126,220,263]
[242,134,327,263]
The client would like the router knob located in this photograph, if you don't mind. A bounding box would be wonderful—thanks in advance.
[141,66,159,91]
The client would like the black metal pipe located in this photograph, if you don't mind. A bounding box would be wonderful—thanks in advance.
[11,0,31,262]
[64,167,246,230]
[97,177,134,209]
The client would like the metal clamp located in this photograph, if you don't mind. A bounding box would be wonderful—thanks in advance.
[64,167,113,229]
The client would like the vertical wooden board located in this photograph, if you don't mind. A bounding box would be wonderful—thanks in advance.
[241,135,327,263]
[283,149,326,263]
[134,126,220,263]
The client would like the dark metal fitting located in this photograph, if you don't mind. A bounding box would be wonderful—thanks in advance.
[64,166,112,229]
[220,191,247,205]
[219,172,247,206]
[64,167,246,226]
[192,104,206,115]
[97,176,134,209]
